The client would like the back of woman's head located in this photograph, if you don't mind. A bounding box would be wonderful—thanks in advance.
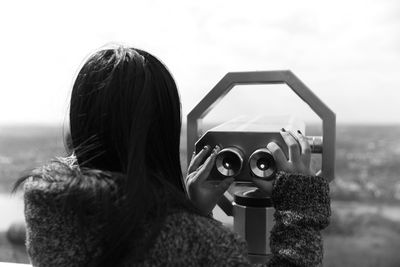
[71,46,183,190]
[69,46,196,265]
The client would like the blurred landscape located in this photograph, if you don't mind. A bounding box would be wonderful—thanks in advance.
[0,124,400,266]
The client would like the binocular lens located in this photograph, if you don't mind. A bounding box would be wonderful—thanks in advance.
[222,157,235,170]
[249,148,276,180]
[256,158,270,171]
[216,147,244,177]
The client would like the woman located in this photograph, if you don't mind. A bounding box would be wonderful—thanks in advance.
[15,45,330,266]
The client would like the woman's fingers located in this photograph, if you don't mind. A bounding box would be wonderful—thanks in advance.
[251,178,273,195]
[195,146,220,183]
[214,178,234,196]
[267,142,289,170]
[295,130,311,167]
[280,130,301,163]
[188,145,210,173]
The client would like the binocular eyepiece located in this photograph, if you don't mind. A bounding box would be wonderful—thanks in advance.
[215,147,277,180]
[248,149,276,180]
[215,147,244,177]
[213,135,322,180]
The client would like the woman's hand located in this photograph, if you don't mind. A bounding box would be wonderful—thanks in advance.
[186,145,234,215]
[252,129,315,193]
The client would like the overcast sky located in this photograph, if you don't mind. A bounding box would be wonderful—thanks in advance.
[0,0,399,125]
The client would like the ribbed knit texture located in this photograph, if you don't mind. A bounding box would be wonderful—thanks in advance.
[23,159,330,266]
[268,171,331,267]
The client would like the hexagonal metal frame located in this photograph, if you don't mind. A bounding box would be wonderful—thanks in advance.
[187,70,336,181]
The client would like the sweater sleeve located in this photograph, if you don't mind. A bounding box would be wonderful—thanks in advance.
[267,171,331,267]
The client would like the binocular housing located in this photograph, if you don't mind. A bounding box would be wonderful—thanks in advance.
[195,116,322,181]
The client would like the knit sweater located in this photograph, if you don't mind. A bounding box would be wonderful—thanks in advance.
[23,158,330,267]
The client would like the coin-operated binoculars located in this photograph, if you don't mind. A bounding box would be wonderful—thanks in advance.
[187,71,336,264]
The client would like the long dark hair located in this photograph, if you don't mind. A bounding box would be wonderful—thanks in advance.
[16,46,202,265]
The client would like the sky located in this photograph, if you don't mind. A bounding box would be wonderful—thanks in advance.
[0,0,399,125]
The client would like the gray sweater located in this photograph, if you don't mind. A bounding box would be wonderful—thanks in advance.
[23,158,330,266]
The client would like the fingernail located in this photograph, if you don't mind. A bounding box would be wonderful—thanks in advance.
[212,145,220,154]
[297,130,302,135]
[281,128,286,132]
[267,142,277,149]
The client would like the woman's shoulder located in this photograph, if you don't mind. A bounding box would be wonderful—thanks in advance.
[23,156,123,235]
[22,156,115,266]
[23,156,122,205]
[143,210,250,266]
